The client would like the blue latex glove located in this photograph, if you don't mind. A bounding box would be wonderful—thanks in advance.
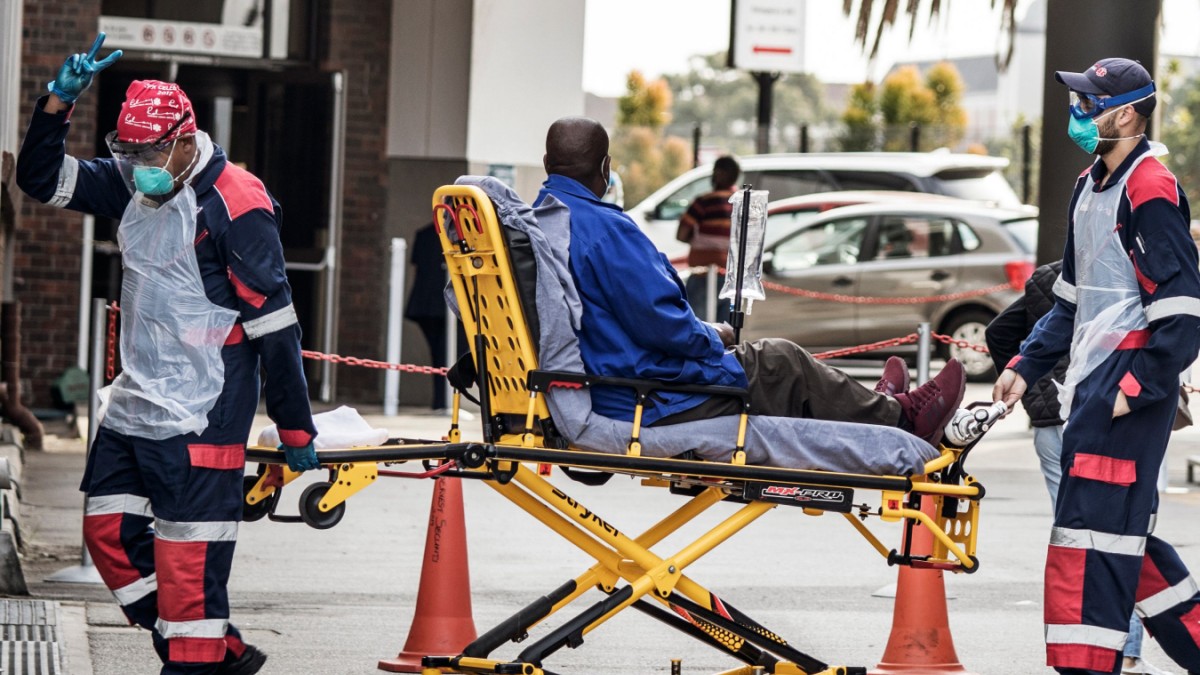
[280,441,320,472]
[48,33,122,104]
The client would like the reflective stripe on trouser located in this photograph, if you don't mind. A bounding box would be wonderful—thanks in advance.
[81,414,252,671]
[1045,352,1200,674]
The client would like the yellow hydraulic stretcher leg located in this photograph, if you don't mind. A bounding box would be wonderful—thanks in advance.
[245,463,301,508]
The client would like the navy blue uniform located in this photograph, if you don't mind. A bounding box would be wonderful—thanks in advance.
[18,97,316,673]
[1012,139,1200,674]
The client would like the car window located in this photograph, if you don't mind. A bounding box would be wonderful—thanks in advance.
[933,170,1022,208]
[1004,218,1038,253]
[764,208,823,248]
[772,217,869,271]
[746,170,834,201]
[653,177,715,221]
[828,170,919,192]
[873,216,959,260]
[957,221,982,251]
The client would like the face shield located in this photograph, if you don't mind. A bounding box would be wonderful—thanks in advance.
[1068,83,1155,120]
[105,111,192,195]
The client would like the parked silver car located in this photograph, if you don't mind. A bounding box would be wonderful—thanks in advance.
[627,152,1024,264]
[740,200,1037,380]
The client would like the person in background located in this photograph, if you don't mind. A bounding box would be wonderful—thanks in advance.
[405,221,467,410]
[601,169,624,208]
[676,155,739,323]
[17,34,317,675]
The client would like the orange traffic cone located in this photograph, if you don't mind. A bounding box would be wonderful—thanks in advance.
[378,477,478,672]
[871,495,978,674]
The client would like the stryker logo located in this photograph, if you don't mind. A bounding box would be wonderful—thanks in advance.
[761,486,846,502]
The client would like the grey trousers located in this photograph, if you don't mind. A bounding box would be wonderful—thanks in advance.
[654,338,903,427]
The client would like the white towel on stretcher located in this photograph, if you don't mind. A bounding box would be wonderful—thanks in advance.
[256,405,389,449]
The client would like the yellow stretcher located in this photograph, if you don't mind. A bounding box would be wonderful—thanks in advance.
[243,184,990,675]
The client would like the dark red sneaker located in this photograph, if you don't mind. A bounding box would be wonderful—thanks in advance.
[894,359,966,446]
[217,644,267,675]
[874,356,910,397]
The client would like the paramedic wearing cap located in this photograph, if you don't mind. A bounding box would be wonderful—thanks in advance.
[17,34,317,675]
[993,57,1200,675]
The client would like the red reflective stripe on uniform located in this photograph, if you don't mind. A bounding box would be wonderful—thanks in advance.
[1131,258,1159,295]
[224,324,244,345]
[1045,545,1086,624]
[213,163,273,220]
[227,268,267,309]
[1137,556,1172,602]
[1126,157,1180,210]
[1046,644,1120,672]
[1069,453,1137,486]
[1116,330,1150,350]
[1006,355,1022,369]
[187,444,244,470]
[1119,371,1143,398]
[83,513,142,590]
[278,429,313,447]
[155,539,208,622]
[1181,604,1200,647]
[169,637,227,663]
[224,633,246,659]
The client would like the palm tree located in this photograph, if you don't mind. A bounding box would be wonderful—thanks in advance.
[843,0,1020,70]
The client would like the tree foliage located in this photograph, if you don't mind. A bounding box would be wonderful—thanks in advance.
[838,61,967,151]
[843,0,1019,70]
[618,70,673,130]
[1157,60,1200,196]
[662,51,833,155]
[611,71,691,207]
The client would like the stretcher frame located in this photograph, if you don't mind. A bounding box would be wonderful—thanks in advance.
[244,185,988,675]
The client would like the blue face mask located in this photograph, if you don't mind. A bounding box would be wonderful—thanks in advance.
[131,140,178,195]
[1067,113,1105,154]
[132,165,176,195]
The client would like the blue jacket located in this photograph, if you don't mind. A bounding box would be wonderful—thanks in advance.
[1013,138,1200,413]
[17,97,317,445]
[535,174,747,424]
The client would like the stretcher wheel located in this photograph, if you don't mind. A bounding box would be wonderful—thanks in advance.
[242,474,272,522]
[299,482,345,529]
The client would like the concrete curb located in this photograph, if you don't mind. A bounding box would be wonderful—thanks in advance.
[0,427,27,595]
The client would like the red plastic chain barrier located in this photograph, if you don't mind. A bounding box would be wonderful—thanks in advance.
[106,302,119,382]
[301,350,449,376]
[811,333,919,360]
[811,332,989,360]
[699,267,1013,305]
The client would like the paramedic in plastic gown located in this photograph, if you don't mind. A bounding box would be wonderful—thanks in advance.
[993,58,1200,675]
[17,35,318,675]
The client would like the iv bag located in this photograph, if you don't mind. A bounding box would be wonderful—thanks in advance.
[720,189,769,307]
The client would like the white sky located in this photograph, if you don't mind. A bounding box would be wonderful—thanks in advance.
[582,0,1200,96]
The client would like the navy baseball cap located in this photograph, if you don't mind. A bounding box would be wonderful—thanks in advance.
[1055,58,1156,116]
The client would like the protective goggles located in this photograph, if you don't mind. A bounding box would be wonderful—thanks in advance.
[104,111,192,164]
[1069,83,1155,120]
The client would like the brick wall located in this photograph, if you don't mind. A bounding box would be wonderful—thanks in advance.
[17,0,102,407]
[14,1,395,407]
[319,1,393,403]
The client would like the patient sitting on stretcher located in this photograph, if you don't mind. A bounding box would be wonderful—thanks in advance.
[533,117,966,448]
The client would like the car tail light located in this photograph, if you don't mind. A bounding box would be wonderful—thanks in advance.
[1005,260,1035,291]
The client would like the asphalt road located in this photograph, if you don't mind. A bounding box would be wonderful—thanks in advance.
[17,382,1200,675]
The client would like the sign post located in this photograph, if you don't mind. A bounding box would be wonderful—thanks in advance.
[729,0,806,154]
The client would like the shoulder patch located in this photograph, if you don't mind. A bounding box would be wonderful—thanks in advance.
[213,163,273,220]
[1126,157,1180,210]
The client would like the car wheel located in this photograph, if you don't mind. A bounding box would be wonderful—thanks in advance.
[940,310,997,383]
